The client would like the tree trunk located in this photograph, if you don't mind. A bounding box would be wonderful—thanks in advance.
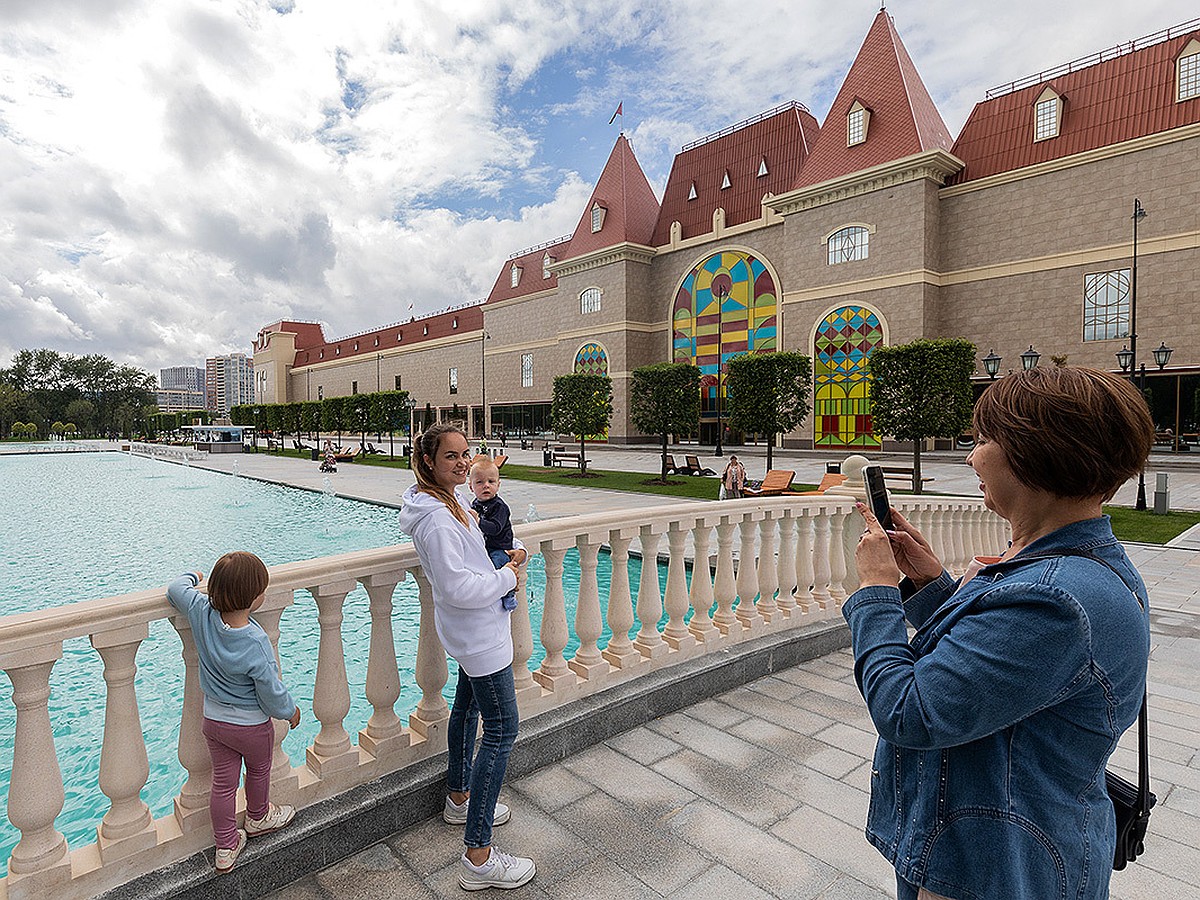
[913,441,923,495]
[661,433,669,481]
[766,433,774,472]
[580,436,587,475]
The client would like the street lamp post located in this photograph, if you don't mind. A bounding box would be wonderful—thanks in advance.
[1020,345,1041,371]
[1130,199,1148,509]
[404,396,417,461]
[714,285,728,458]
[982,349,1001,379]
[481,331,490,443]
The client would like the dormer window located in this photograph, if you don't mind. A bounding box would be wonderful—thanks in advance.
[1034,87,1062,141]
[353,341,359,351]
[590,202,606,233]
[373,337,379,347]
[543,253,553,279]
[1178,39,1200,101]
[510,263,522,288]
[687,182,697,201]
[397,331,403,342]
[720,170,731,190]
[335,346,341,355]
[423,325,428,335]
[452,317,458,329]
[847,100,870,146]
[757,157,768,177]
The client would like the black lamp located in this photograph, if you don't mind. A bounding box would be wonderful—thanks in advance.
[1153,341,1173,370]
[1020,345,1041,371]
[1115,345,1133,373]
[982,350,1001,379]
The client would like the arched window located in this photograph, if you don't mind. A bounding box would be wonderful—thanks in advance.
[827,226,870,265]
[580,288,602,315]
[814,306,883,447]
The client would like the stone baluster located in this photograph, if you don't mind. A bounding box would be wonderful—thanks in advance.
[511,564,538,698]
[963,507,982,561]
[828,507,850,603]
[91,625,156,862]
[688,520,718,643]
[927,502,946,568]
[775,512,797,616]
[359,575,409,760]
[663,522,696,650]
[169,618,212,833]
[306,579,359,775]
[794,511,815,612]
[811,508,833,609]
[569,536,609,680]
[2,646,72,897]
[254,591,299,800]
[602,530,642,669]
[949,506,967,575]
[842,504,860,594]
[410,569,449,741]
[534,541,575,691]
[633,525,669,659]
[712,518,739,635]
[755,516,779,622]
[735,513,764,630]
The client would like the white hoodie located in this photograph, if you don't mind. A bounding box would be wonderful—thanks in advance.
[398,483,521,677]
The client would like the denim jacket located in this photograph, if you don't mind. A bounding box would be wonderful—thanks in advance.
[842,517,1149,900]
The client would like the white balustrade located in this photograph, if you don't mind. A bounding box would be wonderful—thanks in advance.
[0,471,1003,900]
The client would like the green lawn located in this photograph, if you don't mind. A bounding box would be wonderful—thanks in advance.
[1104,506,1200,544]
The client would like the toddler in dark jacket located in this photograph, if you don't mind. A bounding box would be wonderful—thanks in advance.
[469,456,517,610]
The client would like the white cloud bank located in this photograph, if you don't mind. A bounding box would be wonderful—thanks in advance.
[0,0,1195,371]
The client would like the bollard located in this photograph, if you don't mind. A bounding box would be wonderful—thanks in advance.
[1153,472,1170,515]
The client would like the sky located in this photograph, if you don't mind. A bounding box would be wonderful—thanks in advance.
[1,0,1197,375]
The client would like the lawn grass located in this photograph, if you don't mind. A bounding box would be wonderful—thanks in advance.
[1104,505,1200,544]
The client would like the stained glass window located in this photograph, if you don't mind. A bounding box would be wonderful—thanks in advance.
[827,226,869,265]
[573,343,609,376]
[814,306,883,447]
[1083,269,1131,342]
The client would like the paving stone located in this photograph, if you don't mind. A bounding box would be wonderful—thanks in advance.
[772,805,896,896]
[720,685,838,736]
[662,862,778,900]
[314,841,435,899]
[510,766,595,812]
[653,747,800,827]
[544,855,661,899]
[264,875,328,900]
[682,696,755,730]
[813,873,893,900]
[561,742,699,817]
[645,709,764,766]
[604,722,684,764]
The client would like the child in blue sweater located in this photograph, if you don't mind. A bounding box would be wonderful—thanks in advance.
[167,551,301,873]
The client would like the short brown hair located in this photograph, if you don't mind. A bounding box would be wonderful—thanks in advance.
[207,551,269,613]
[972,366,1154,499]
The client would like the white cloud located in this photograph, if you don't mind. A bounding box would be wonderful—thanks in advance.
[0,0,1195,372]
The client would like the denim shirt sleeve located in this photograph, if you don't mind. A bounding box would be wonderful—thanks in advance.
[842,579,1092,750]
[898,570,957,627]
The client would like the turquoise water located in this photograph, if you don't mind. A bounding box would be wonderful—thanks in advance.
[0,451,669,861]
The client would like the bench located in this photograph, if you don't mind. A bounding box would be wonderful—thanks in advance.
[880,466,935,489]
[744,470,796,497]
[550,448,590,468]
[791,472,847,495]
[684,455,717,476]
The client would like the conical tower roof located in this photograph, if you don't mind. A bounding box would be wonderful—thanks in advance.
[563,134,660,258]
[794,10,953,189]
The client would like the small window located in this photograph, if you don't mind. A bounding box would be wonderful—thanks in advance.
[1034,88,1061,141]
[452,317,458,329]
[580,287,602,315]
[510,264,521,288]
[373,337,379,347]
[335,346,341,356]
[353,341,359,351]
[720,170,731,190]
[521,353,533,388]
[687,182,697,201]
[449,367,458,394]
[1083,269,1131,341]
[318,386,324,400]
[423,325,428,335]
[827,225,870,265]
[397,331,403,342]
[543,253,553,279]
[319,350,324,359]
[394,375,402,390]
[1178,41,1200,101]
[847,100,870,146]
[352,381,358,395]
[591,203,606,233]
[757,157,768,177]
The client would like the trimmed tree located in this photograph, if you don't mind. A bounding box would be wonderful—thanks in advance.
[321,396,346,445]
[867,338,976,494]
[724,351,812,473]
[629,362,701,482]
[551,373,613,476]
[369,390,410,457]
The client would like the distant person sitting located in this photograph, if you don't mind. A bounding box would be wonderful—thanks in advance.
[469,456,517,610]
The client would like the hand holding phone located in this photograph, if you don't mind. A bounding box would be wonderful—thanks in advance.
[862,465,895,531]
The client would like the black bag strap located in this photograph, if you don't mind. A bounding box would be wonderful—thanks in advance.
[982,547,1151,815]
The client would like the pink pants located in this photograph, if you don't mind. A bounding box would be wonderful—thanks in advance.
[202,717,274,850]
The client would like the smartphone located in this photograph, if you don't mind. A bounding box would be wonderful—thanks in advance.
[862,465,894,531]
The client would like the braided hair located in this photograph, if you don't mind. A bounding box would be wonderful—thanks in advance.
[412,423,470,527]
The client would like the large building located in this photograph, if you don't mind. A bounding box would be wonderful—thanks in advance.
[206,353,254,416]
[254,12,1200,447]
[157,366,206,412]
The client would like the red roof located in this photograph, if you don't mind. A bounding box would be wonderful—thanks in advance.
[560,134,660,258]
[793,11,952,190]
[651,102,819,246]
[949,28,1200,184]
[484,236,570,304]
[291,306,483,369]
[255,320,327,353]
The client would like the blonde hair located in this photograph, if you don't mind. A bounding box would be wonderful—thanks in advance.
[413,424,470,526]
[470,455,499,478]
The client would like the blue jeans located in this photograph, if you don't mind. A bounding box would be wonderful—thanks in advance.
[489,548,517,610]
[446,664,519,848]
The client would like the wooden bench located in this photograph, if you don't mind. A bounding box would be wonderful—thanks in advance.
[550,448,590,468]
[791,472,847,495]
[743,469,796,497]
[684,455,717,476]
[880,466,935,489]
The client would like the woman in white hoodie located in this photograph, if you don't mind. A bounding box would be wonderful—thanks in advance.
[397,424,536,892]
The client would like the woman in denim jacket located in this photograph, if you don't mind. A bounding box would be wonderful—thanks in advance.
[844,367,1154,900]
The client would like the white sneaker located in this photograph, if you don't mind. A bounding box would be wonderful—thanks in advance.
[443,795,511,826]
[245,802,296,837]
[459,847,536,891]
[214,829,247,874]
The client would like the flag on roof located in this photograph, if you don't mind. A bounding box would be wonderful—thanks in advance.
[608,102,623,125]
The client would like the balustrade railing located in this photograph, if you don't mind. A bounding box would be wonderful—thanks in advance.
[0,482,1005,900]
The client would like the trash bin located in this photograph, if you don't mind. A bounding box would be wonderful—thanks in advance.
[543,446,552,466]
[311,449,320,461]
[825,461,841,474]
[521,438,529,451]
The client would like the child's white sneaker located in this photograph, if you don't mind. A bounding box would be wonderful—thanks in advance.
[443,795,510,826]
[214,829,247,874]
[459,847,536,891]
[245,803,295,837]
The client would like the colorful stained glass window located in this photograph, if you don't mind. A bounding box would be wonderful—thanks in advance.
[573,342,609,376]
[672,250,777,423]
[814,306,882,447]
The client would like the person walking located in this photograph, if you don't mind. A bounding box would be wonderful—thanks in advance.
[721,454,746,499]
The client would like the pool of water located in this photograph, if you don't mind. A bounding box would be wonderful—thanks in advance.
[0,452,669,861]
